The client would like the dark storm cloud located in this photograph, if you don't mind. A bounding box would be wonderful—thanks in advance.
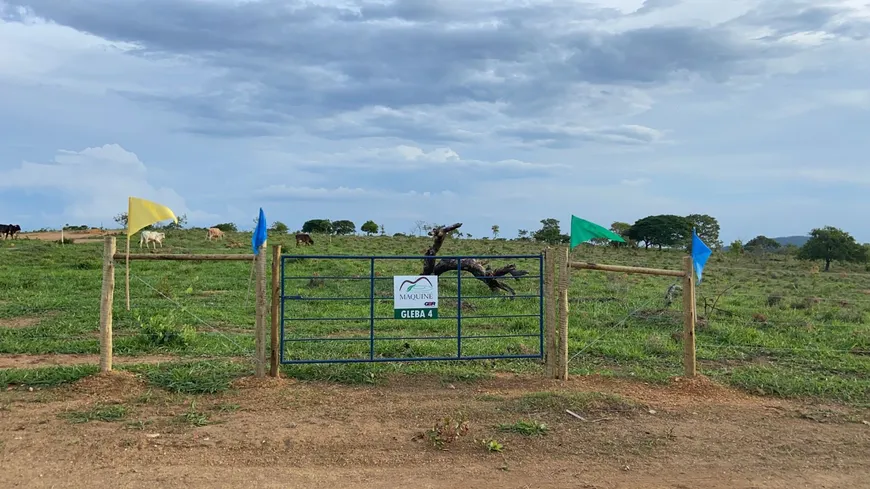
[3,0,859,141]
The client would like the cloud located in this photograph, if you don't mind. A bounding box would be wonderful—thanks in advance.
[1,1,870,242]
[0,143,214,223]
[2,0,843,143]
[257,185,456,202]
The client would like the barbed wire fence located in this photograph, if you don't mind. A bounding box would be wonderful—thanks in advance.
[561,256,870,381]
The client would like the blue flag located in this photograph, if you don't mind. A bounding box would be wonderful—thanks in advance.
[691,228,712,285]
[252,207,267,254]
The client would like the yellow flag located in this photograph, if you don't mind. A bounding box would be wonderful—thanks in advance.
[127,196,178,235]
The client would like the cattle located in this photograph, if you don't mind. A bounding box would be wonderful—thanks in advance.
[295,232,314,246]
[139,230,166,249]
[206,227,224,241]
[1,224,20,239]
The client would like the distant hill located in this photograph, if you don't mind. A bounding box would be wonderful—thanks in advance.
[723,235,809,251]
[772,235,810,247]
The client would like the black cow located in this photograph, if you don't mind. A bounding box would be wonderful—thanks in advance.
[2,224,20,239]
[295,232,314,246]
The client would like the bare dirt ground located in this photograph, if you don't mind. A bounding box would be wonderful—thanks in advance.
[1,371,868,489]
[15,228,116,244]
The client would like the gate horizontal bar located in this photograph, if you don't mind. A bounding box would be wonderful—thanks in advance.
[280,353,542,365]
[283,313,541,322]
[283,254,542,260]
[281,294,542,301]
[282,275,542,280]
[282,333,542,343]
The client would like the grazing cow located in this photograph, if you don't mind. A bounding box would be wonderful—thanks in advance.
[295,232,314,246]
[139,230,166,249]
[206,227,224,241]
[1,224,20,239]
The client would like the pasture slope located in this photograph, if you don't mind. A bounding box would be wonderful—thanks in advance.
[1,229,869,488]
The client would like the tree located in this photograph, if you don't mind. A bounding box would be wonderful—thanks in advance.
[797,226,867,271]
[160,213,187,230]
[610,221,631,237]
[517,229,529,241]
[269,221,289,234]
[533,218,570,245]
[378,224,385,236]
[212,222,238,232]
[302,219,332,234]
[626,215,692,249]
[332,220,356,235]
[412,220,426,236]
[361,220,379,235]
[491,225,500,239]
[685,214,721,248]
[114,212,183,231]
[744,235,780,253]
[607,221,633,248]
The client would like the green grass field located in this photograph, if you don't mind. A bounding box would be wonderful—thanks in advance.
[1,229,868,405]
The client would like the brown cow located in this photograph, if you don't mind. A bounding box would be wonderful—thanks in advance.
[206,227,224,241]
[295,232,314,246]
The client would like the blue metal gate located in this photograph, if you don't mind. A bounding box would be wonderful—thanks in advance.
[279,254,544,364]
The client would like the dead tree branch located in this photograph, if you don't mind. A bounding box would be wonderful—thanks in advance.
[419,223,530,296]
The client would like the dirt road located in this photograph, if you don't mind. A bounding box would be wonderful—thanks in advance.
[1,372,868,488]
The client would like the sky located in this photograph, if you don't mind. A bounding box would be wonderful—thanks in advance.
[1,0,869,243]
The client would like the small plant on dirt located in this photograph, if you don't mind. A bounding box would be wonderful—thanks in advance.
[61,404,128,424]
[420,412,469,450]
[215,403,241,413]
[181,400,211,427]
[136,311,197,348]
[497,419,549,436]
[125,419,154,431]
[478,438,505,452]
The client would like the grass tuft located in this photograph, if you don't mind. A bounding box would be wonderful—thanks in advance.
[61,404,128,424]
[122,361,249,394]
[496,419,550,436]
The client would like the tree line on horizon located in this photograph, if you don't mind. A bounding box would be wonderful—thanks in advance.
[107,212,866,272]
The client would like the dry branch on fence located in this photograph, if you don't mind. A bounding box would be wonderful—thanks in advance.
[419,223,530,296]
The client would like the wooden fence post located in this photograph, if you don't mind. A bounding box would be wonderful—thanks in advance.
[254,244,267,377]
[682,256,697,377]
[99,236,116,372]
[543,248,557,378]
[270,245,282,377]
[557,246,570,381]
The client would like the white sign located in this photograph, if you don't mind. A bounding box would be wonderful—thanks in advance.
[393,275,439,319]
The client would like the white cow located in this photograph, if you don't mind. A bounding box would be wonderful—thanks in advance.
[206,227,224,241]
[139,230,166,249]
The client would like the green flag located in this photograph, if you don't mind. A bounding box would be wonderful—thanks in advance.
[570,215,626,249]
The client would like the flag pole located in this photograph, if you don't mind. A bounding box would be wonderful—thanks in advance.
[125,232,131,311]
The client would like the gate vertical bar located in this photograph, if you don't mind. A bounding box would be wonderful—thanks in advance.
[456,257,462,359]
[370,257,376,361]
